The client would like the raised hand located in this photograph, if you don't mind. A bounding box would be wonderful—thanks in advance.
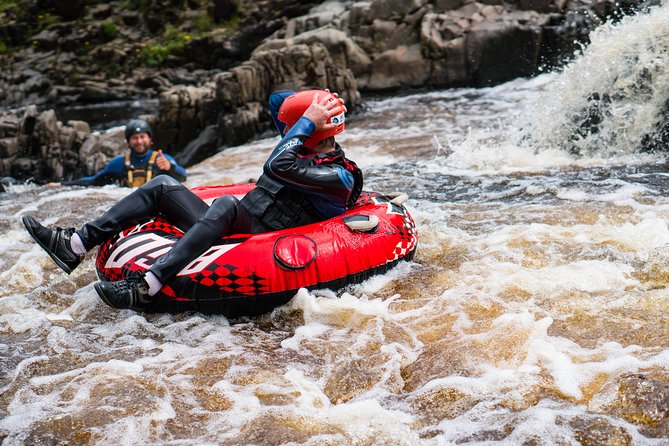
[302,92,347,132]
[156,149,172,171]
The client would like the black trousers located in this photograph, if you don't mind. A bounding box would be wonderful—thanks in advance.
[77,176,265,283]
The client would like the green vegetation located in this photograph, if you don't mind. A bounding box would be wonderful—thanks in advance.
[121,0,152,13]
[2,0,249,69]
[36,12,60,26]
[192,11,213,33]
[135,5,248,67]
[139,25,188,65]
[0,0,18,12]
[220,14,241,30]
[101,20,118,39]
[140,43,170,66]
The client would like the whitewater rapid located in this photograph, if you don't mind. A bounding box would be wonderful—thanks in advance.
[3,3,669,445]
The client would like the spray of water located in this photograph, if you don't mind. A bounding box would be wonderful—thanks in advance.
[524,3,669,156]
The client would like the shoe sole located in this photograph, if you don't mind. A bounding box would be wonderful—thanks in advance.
[22,216,73,275]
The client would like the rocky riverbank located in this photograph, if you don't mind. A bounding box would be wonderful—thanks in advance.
[0,0,648,183]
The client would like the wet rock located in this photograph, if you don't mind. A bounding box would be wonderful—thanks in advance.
[0,158,15,177]
[459,423,515,443]
[602,374,669,438]
[69,128,125,180]
[409,387,480,428]
[33,110,59,147]
[211,0,239,22]
[421,13,469,85]
[76,134,105,177]
[434,0,466,10]
[11,157,45,180]
[29,30,60,51]
[421,12,468,57]
[49,0,86,20]
[153,84,216,153]
[176,125,219,167]
[98,128,126,158]
[363,44,432,90]
[47,86,81,105]
[217,102,264,148]
[153,42,358,157]
[58,126,79,152]
[569,416,632,446]
[0,104,115,181]
[90,3,113,20]
[0,138,18,158]
[21,72,52,100]
[235,413,343,446]
[466,11,548,86]
[401,339,473,392]
[368,0,427,21]
[0,110,22,137]
[80,82,124,102]
[641,97,669,152]
[255,27,372,77]
[67,120,91,135]
[517,0,566,13]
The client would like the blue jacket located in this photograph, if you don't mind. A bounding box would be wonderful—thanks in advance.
[62,149,187,187]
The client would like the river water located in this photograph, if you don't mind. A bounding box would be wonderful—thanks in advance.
[3,5,669,446]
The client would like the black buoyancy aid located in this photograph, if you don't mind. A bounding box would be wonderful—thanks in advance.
[124,150,159,187]
[242,151,363,231]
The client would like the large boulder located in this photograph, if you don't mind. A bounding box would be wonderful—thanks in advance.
[152,84,217,153]
[362,44,432,90]
[176,125,220,167]
[153,42,358,165]
[0,102,130,182]
[466,11,549,86]
[255,27,372,77]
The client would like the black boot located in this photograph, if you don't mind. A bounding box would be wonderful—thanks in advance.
[94,272,152,310]
[22,216,83,274]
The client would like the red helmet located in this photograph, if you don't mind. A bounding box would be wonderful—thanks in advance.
[277,89,346,149]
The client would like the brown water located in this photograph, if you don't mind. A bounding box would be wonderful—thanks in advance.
[3,6,669,444]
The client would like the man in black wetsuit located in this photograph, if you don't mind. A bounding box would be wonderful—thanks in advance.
[22,89,362,310]
[47,118,188,187]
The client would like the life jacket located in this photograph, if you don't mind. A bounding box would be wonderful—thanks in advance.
[123,150,159,187]
[242,148,363,231]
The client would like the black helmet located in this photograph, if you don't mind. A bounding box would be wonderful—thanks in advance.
[124,119,153,141]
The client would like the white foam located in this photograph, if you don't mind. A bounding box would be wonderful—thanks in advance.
[13,186,130,217]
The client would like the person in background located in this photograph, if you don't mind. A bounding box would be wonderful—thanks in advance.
[22,89,362,310]
[47,118,187,187]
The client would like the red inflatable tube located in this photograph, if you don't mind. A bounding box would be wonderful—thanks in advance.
[95,184,418,317]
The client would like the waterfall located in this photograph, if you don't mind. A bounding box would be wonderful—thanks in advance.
[523,3,669,155]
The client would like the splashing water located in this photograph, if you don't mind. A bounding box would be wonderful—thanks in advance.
[3,4,669,445]
[524,2,669,156]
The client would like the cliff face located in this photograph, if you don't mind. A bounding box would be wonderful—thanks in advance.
[0,0,640,109]
[0,0,648,183]
[0,0,322,108]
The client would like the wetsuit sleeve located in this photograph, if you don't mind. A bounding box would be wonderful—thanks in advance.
[160,153,188,182]
[264,116,355,195]
[61,156,126,186]
[268,90,295,135]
